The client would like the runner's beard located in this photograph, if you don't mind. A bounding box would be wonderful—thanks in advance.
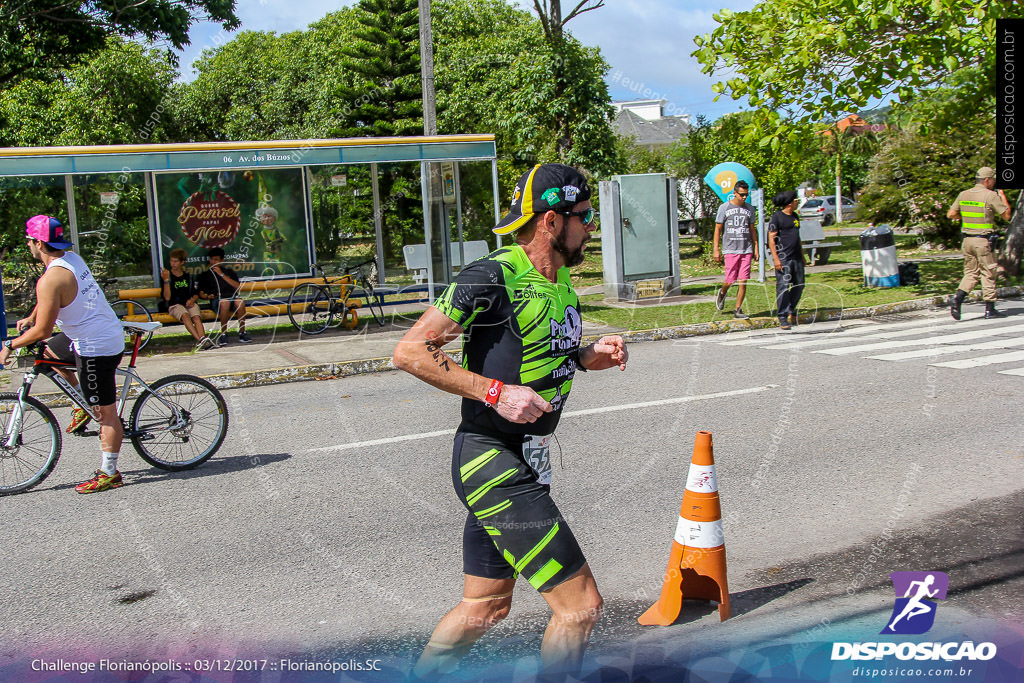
[552,230,586,267]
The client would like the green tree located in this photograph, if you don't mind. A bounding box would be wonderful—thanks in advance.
[856,70,1002,245]
[329,0,424,260]
[0,38,177,147]
[529,1,605,159]
[433,0,619,193]
[0,0,238,89]
[692,0,1022,143]
[169,29,321,142]
[334,0,422,138]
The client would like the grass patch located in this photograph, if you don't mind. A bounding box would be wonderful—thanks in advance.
[578,261,1024,332]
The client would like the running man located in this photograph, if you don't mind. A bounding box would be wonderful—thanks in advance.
[393,164,628,679]
[0,216,126,493]
[888,574,939,631]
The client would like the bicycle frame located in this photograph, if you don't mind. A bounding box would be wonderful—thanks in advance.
[3,331,182,448]
[311,264,355,304]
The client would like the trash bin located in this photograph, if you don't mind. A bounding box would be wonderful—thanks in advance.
[859,224,899,287]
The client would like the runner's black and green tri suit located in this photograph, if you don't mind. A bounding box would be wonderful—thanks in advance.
[434,244,587,592]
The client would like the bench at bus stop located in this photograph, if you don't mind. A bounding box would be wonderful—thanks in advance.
[116,276,388,325]
[402,240,490,285]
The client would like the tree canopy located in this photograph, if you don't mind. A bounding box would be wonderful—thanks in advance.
[692,0,1021,139]
[0,0,239,88]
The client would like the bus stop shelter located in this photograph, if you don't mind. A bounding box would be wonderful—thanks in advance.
[0,135,500,299]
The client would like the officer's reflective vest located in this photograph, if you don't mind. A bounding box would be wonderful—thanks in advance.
[960,199,993,235]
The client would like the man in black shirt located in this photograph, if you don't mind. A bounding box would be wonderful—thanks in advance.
[162,248,214,350]
[768,191,808,330]
[196,247,252,345]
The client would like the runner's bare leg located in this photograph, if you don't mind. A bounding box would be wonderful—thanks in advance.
[413,574,515,678]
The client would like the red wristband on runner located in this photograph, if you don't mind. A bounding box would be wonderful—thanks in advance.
[484,379,503,406]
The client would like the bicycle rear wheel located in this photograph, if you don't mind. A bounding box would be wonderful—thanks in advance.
[288,283,333,335]
[111,299,154,351]
[129,375,229,471]
[361,278,386,327]
[0,394,61,496]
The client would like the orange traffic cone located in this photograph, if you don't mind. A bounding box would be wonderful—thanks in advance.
[639,430,731,625]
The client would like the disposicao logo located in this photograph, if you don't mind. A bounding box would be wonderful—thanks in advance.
[831,571,997,662]
[882,571,948,635]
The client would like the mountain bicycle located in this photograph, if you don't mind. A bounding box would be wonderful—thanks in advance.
[0,321,229,496]
[287,259,384,335]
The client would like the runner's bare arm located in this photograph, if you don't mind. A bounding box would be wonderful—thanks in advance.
[393,306,552,423]
[16,273,63,346]
[579,335,628,371]
[16,303,38,332]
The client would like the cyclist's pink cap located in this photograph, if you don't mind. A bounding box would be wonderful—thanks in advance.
[26,215,73,249]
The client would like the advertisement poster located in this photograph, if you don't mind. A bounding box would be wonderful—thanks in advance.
[153,169,312,279]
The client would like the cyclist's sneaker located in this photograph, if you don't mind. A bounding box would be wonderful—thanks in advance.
[218,334,229,347]
[197,336,216,351]
[238,332,253,344]
[66,407,92,434]
[715,288,726,311]
[75,469,123,494]
[733,310,749,320]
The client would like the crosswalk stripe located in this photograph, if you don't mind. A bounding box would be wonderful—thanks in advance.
[762,316,1007,351]
[867,337,1024,361]
[814,322,1024,356]
[718,320,873,345]
[931,350,1024,369]
[997,368,1024,376]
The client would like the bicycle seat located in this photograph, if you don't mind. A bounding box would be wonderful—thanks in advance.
[122,321,163,334]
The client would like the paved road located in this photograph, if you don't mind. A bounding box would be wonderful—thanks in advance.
[2,303,1022,679]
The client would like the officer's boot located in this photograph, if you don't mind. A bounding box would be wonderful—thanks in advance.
[950,290,967,321]
[985,301,1007,319]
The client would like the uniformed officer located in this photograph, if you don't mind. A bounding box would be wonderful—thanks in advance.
[947,167,1011,320]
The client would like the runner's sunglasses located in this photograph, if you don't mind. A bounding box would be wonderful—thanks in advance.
[557,208,598,225]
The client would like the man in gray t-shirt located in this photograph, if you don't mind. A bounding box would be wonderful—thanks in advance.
[712,180,759,318]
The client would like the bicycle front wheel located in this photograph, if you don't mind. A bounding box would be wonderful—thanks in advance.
[111,299,154,351]
[129,375,229,471]
[288,283,333,335]
[0,394,61,496]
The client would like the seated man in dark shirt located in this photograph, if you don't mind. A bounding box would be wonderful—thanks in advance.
[162,248,215,350]
[195,247,252,345]
[768,190,808,330]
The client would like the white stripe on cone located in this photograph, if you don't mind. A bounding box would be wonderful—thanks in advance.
[685,463,718,493]
[674,517,724,549]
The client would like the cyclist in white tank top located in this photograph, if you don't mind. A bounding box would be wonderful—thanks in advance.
[46,251,124,357]
[0,216,127,494]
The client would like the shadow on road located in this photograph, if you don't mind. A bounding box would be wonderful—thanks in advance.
[45,452,293,492]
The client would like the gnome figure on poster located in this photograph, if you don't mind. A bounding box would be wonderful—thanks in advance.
[256,206,284,263]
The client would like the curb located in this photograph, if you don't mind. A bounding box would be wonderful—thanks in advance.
[194,286,1022,391]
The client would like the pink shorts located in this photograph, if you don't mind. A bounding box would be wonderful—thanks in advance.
[723,253,753,284]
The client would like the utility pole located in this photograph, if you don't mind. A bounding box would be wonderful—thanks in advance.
[419,0,437,136]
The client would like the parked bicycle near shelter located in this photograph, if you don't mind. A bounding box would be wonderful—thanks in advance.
[287,259,384,335]
[0,321,229,496]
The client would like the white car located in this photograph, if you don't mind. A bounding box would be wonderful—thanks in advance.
[799,195,857,226]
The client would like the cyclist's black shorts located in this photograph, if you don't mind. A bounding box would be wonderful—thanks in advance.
[47,333,123,407]
[452,430,586,593]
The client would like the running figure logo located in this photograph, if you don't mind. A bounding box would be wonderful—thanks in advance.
[881,571,949,635]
